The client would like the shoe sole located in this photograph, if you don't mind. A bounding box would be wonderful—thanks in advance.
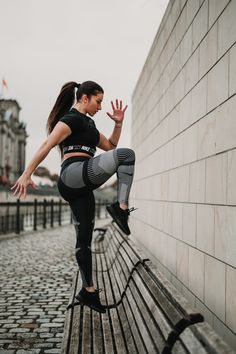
[106,206,130,235]
[75,294,106,313]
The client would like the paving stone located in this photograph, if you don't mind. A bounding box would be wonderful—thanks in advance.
[16,319,34,324]
[46,337,62,343]
[3,323,19,328]
[0,224,94,351]
[16,350,41,354]
[39,333,54,338]
[36,319,50,323]
[33,342,54,348]
[16,333,38,339]
[41,323,63,328]
[0,312,13,316]
[10,328,30,333]
[0,333,17,339]
[0,319,14,324]
[52,318,65,323]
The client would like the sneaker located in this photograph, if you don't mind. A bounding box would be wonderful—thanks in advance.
[75,288,106,313]
[106,202,137,235]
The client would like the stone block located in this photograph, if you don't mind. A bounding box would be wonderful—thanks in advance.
[176,241,189,286]
[189,247,204,300]
[180,25,192,66]
[209,0,230,27]
[191,75,207,124]
[166,236,177,275]
[179,91,192,133]
[228,149,236,205]
[207,53,229,112]
[197,110,216,160]
[186,0,201,28]
[205,255,225,321]
[172,202,183,240]
[215,95,236,154]
[189,159,205,203]
[183,203,196,246]
[229,44,236,96]
[184,48,199,94]
[177,165,190,202]
[182,124,198,164]
[218,0,236,58]
[205,153,227,204]
[196,204,215,255]
[168,169,178,201]
[192,0,208,52]
[226,265,236,332]
[215,206,236,267]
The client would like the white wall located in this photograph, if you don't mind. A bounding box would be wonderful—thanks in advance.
[131,0,236,349]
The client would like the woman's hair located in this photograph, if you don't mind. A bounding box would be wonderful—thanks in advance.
[46,80,103,155]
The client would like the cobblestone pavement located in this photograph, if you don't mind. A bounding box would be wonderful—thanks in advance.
[0,219,109,354]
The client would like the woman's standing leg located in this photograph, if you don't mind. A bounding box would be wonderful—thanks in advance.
[69,191,95,288]
[68,190,106,313]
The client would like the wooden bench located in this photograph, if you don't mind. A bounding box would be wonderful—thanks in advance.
[61,223,234,354]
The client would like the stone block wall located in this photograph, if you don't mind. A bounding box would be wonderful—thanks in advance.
[130,0,236,349]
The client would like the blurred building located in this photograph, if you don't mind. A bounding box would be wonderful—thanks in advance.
[0,99,27,184]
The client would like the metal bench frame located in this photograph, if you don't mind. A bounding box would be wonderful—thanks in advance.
[61,223,234,354]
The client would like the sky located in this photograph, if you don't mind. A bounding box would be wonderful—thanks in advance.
[0,0,169,175]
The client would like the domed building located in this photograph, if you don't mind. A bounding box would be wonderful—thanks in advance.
[0,99,27,184]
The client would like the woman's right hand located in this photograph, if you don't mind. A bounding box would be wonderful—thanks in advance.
[11,172,38,199]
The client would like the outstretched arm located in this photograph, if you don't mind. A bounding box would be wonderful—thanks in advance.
[11,122,71,199]
[98,99,128,151]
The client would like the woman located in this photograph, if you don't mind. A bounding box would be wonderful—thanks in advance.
[11,81,135,313]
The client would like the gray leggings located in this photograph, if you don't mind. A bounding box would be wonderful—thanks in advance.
[57,148,135,287]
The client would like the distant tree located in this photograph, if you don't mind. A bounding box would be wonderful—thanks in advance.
[50,174,59,183]
[34,166,50,178]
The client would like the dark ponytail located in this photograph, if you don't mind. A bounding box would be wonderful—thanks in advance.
[47,80,104,135]
[46,80,104,156]
[47,81,77,135]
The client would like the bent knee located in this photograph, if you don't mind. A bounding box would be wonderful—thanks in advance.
[116,148,135,163]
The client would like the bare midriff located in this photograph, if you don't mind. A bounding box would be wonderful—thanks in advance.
[62,152,92,162]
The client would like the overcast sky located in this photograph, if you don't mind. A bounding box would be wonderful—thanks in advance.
[0,0,168,174]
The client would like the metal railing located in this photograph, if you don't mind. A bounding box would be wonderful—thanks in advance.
[0,199,109,236]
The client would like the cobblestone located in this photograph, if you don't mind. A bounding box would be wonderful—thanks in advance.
[0,219,108,352]
[0,224,76,353]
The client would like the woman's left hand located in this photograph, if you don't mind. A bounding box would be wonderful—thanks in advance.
[106,99,128,124]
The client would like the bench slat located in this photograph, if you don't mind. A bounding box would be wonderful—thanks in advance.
[182,322,235,354]
[92,246,105,354]
[62,225,234,354]
[129,273,173,343]
[95,251,115,354]
[122,295,145,353]
[104,245,138,353]
[68,275,83,354]
[136,265,196,331]
[61,272,79,354]
[69,303,83,353]
[129,278,169,353]
[125,286,157,353]
[82,307,92,354]
[146,262,204,324]
[92,311,104,354]
[171,340,188,354]
[102,257,127,354]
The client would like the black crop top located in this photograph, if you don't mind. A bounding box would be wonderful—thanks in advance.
[59,108,100,156]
